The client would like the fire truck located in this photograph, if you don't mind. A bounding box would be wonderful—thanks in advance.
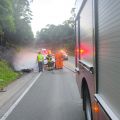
[75,0,120,120]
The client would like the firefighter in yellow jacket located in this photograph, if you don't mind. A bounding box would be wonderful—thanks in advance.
[46,53,53,70]
[37,52,44,72]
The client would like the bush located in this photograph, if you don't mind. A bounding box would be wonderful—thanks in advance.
[0,60,20,89]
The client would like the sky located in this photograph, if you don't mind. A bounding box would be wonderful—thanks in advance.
[31,0,75,35]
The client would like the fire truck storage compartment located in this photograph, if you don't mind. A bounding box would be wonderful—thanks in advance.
[98,0,120,118]
[79,0,94,65]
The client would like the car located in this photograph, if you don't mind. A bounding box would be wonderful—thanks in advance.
[63,53,68,60]
[60,50,68,60]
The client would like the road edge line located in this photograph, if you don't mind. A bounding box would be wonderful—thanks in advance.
[0,72,42,120]
[64,65,76,73]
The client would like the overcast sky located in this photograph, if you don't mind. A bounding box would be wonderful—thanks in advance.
[31,0,75,34]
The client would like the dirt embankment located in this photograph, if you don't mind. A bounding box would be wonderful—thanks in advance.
[0,46,17,69]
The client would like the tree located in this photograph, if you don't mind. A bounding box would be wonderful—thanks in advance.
[0,0,34,46]
[0,0,15,45]
[0,0,15,33]
[36,18,75,52]
[13,0,33,24]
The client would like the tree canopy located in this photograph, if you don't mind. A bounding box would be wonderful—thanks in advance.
[36,17,75,52]
[0,0,15,33]
[0,0,34,46]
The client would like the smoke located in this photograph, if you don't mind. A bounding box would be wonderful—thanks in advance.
[13,47,38,71]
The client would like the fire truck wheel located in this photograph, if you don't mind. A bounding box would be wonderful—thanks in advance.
[84,87,93,120]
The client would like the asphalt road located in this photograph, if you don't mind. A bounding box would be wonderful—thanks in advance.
[1,48,85,120]
[68,56,75,64]
[3,68,85,120]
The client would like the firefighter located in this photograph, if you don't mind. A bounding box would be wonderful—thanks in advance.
[37,52,44,72]
[46,53,53,70]
[55,51,63,69]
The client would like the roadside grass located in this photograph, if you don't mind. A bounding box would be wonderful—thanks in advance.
[0,60,21,90]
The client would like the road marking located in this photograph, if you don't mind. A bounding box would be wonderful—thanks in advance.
[0,72,42,120]
[64,65,76,73]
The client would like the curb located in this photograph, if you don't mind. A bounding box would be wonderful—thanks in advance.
[64,65,76,73]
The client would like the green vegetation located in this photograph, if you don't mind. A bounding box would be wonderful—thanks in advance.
[0,0,34,46]
[0,0,33,89]
[36,17,75,54]
[0,60,21,89]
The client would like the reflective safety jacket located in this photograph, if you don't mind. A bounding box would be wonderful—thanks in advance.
[46,54,52,62]
[37,54,44,62]
[55,52,63,69]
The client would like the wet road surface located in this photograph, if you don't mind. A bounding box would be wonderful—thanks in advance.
[4,68,85,120]
[2,49,85,120]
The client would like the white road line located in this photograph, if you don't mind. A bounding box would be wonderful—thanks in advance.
[64,65,76,73]
[0,72,42,120]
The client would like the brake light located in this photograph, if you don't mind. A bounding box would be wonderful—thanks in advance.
[80,49,85,54]
[75,48,79,53]
[75,45,91,56]
[80,44,90,56]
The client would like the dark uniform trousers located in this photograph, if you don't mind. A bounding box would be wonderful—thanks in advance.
[38,61,43,72]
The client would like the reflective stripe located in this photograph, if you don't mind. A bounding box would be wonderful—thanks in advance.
[46,55,52,62]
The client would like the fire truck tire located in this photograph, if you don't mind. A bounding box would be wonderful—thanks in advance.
[83,87,93,120]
